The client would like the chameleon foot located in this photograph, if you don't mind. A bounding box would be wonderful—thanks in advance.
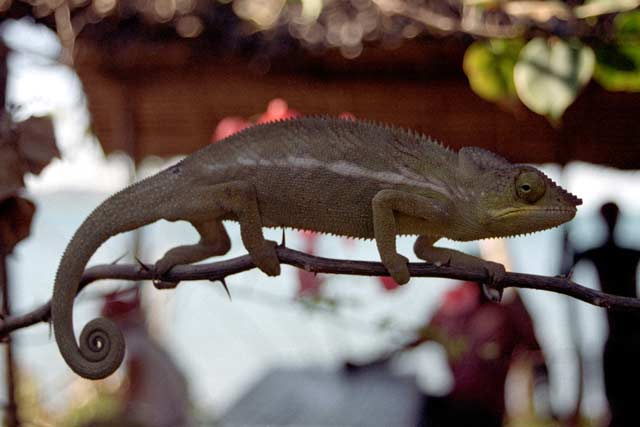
[154,255,179,278]
[384,254,410,285]
[152,252,183,289]
[482,261,506,302]
[251,240,281,276]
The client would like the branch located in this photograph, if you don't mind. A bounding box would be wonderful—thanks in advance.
[392,0,640,40]
[2,246,640,337]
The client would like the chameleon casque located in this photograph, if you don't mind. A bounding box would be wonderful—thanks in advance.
[52,116,582,379]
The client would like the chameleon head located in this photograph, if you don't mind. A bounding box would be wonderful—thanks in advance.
[476,166,582,238]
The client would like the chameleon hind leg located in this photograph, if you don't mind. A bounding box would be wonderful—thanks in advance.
[154,219,231,277]
[155,180,280,279]
[216,181,280,277]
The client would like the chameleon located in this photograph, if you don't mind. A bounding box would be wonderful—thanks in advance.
[51,116,581,379]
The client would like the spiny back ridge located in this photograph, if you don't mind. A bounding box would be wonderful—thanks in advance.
[224,115,451,154]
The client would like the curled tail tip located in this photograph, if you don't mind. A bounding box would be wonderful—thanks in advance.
[60,317,126,380]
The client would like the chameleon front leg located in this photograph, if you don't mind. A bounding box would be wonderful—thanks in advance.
[371,189,449,285]
[414,235,506,301]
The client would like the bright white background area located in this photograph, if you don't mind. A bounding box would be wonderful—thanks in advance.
[1,18,640,422]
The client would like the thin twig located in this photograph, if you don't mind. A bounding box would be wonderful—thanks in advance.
[394,1,640,40]
[2,246,640,338]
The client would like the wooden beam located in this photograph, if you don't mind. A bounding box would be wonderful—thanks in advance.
[74,39,640,168]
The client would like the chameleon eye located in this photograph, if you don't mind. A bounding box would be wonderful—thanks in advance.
[516,171,545,203]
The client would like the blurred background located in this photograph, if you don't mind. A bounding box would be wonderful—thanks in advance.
[0,0,639,426]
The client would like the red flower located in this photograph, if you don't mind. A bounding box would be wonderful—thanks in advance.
[212,117,251,142]
[257,98,300,123]
[441,282,481,316]
[379,276,401,291]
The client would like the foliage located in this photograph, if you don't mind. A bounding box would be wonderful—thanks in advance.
[463,39,523,103]
[463,9,640,120]
[514,38,595,120]
[4,0,640,121]
[211,0,640,121]
[593,11,640,91]
[0,114,57,254]
[225,1,640,120]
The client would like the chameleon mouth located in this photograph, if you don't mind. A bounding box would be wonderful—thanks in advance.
[492,205,577,220]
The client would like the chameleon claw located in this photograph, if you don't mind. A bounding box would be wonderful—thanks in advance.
[280,229,287,247]
[482,284,503,303]
[153,279,179,289]
[150,263,179,289]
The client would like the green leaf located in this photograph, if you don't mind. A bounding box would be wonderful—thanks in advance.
[463,39,523,102]
[594,43,640,91]
[614,10,640,38]
[593,11,640,91]
[514,38,595,119]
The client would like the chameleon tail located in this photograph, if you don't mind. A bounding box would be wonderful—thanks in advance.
[51,168,178,379]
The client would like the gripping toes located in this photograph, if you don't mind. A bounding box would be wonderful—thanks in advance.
[251,240,280,276]
[384,254,410,285]
[152,255,181,289]
[483,260,506,284]
[482,261,506,302]
[154,250,181,277]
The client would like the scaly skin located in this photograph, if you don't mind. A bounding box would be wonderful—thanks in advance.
[51,117,582,379]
